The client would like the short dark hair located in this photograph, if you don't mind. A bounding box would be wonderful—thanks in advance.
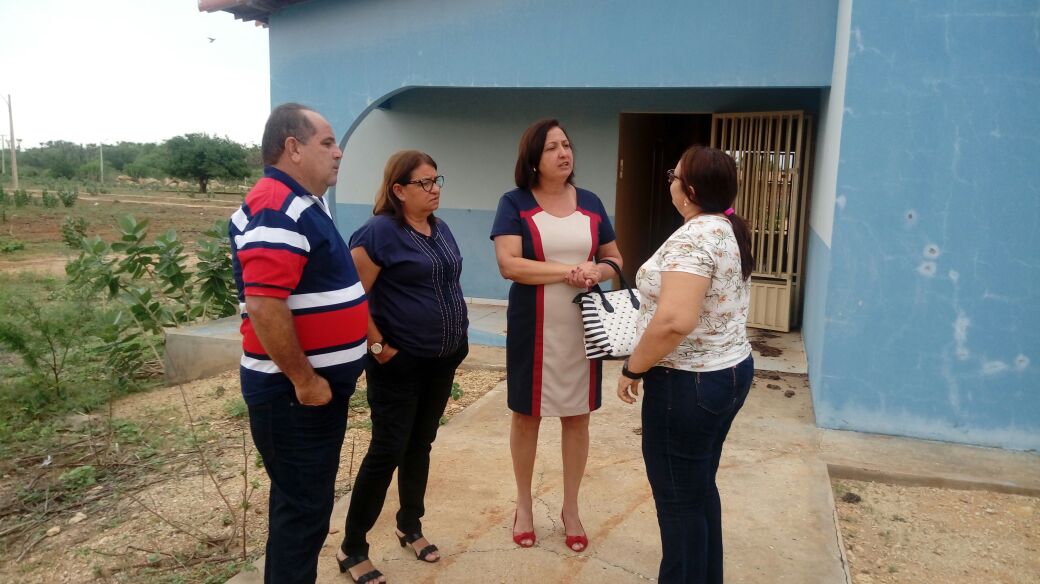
[514,118,575,190]
[261,103,318,166]
[374,150,438,226]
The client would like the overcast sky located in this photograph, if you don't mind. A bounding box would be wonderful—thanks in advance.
[0,0,270,148]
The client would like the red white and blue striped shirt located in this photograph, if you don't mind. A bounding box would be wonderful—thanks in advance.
[230,166,368,404]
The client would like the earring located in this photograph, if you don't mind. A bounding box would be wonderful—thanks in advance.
[682,200,688,207]
[532,167,538,173]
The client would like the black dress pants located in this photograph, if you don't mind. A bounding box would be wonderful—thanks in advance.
[249,391,348,584]
[341,342,467,557]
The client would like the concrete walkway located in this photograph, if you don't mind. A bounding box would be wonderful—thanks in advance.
[226,336,1040,583]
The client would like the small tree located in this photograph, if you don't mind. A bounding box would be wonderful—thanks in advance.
[164,134,250,194]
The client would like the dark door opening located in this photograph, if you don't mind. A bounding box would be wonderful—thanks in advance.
[614,113,712,284]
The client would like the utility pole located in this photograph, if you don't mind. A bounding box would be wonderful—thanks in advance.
[2,95,18,190]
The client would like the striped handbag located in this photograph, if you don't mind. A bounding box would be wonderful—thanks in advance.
[572,259,642,360]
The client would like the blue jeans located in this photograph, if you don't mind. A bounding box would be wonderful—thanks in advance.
[248,391,349,584]
[641,355,754,584]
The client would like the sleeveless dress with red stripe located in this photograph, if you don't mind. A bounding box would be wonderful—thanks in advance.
[490,188,616,417]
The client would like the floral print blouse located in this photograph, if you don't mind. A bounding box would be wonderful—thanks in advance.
[635,214,752,372]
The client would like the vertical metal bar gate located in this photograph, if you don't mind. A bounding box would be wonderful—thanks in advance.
[710,111,814,331]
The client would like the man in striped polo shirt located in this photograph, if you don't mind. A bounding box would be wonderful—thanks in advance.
[229,103,368,584]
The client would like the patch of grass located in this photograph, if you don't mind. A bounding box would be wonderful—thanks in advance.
[59,465,98,490]
[348,388,369,411]
[0,239,26,253]
[223,397,247,420]
[0,279,157,451]
[112,419,144,444]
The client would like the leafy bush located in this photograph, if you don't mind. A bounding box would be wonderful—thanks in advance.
[13,189,30,207]
[61,215,89,248]
[0,275,137,445]
[0,291,99,398]
[58,189,78,207]
[65,215,238,383]
[0,185,7,206]
[195,220,237,319]
[41,190,60,208]
[0,239,25,253]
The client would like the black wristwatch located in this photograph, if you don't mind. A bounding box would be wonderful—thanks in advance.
[621,359,647,380]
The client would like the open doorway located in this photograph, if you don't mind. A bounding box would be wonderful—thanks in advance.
[613,113,712,284]
[613,111,815,332]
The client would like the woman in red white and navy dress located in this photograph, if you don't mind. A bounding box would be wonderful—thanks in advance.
[491,118,623,552]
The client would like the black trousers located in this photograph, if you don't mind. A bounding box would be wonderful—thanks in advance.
[341,342,468,557]
[248,391,348,584]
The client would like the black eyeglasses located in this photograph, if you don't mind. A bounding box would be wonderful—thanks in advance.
[405,175,445,192]
[666,169,677,184]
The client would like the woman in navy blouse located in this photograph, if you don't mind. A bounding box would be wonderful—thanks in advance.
[336,150,468,584]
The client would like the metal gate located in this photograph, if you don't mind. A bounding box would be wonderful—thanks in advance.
[710,111,814,331]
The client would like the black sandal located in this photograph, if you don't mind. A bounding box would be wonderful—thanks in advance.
[397,530,439,563]
[338,553,384,583]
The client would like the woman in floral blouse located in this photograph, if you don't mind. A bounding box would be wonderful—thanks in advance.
[616,145,754,584]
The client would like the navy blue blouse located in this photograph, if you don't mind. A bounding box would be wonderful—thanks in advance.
[349,214,468,358]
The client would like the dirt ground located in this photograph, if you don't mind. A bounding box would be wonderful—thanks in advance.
[4,186,1036,583]
[833,479,1039,584]
[0,188,239,267]
[0,367,504,583]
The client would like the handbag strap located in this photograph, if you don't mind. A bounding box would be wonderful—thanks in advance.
[596,258,631,289]
[592,258,640,311]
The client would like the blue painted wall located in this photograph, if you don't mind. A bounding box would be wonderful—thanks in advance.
[268,0,838,145]
[263,0,1040,450]
[813,1,1040,450]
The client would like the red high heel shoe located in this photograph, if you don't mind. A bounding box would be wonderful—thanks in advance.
[561,512,588,552]
[512,510,536,548]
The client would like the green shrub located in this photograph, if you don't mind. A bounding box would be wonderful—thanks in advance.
[41,190,60,208]
[13,189,30,207]
[60,215,89,248]
[58,189,78,208]
[0,185,8,206]
[0,239,25,253]
[63,215,238,388]
[0,291,98,398]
